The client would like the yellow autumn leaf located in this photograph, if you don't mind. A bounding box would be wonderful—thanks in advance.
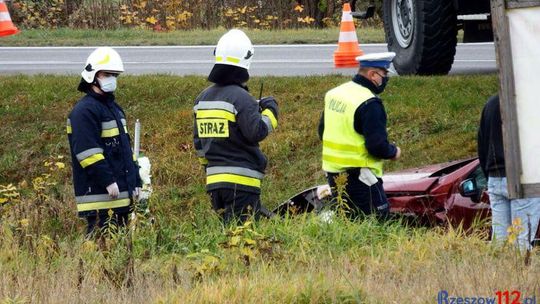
[20,218,30,227]
[177,13,187,22]
[19,180,28,188]
[241,247,254,258]
[0,198,8,204]
[203,255,219,264]
[82,240,97,252]
[55,162,65,169]
[146,16,158,25]
[2,192,19,198]
[244,238,256,246]
[294,5,304,12]
[229,236,241,246]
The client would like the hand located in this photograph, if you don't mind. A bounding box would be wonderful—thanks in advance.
[133,187,142,199]
[392,147,401,160]
[106,182,119,199]
[259,96,278,111]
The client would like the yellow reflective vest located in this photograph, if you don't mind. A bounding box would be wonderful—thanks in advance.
[322,81,384,177]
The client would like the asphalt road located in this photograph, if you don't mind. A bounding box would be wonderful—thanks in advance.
[0,43,496,76]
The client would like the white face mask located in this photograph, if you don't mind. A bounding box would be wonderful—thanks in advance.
[97,76,117,93]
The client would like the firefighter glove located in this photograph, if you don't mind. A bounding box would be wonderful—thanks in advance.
[106,182,120,199]
[259,96,279,119]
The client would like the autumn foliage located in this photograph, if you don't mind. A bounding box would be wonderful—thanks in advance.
[8,0,351,30]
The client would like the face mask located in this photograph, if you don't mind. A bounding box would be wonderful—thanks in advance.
[373,74,389,94]
[97,76,117,93]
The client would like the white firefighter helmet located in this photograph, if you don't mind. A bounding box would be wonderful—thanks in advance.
[214,29,254,70]
[81,47,124,83]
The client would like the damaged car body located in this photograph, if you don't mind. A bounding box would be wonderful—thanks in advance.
[274,158,540,241]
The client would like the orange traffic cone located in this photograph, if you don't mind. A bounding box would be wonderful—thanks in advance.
[0,0,19,37]
[334,3,363,68]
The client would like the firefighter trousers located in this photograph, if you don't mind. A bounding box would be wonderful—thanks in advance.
[209,188,262,224]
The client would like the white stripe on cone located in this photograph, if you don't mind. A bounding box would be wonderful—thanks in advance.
[339,31,359,42]
[0,12,11,22]
[341,12,353,22]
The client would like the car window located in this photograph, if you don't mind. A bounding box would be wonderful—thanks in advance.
[468,166,487,190]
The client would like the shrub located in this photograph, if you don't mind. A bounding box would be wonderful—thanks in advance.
[8,0,383,30]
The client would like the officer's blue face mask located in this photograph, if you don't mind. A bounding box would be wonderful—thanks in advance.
[97,75,118,93]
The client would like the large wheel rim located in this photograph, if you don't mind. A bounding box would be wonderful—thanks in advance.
[391,0,414,48]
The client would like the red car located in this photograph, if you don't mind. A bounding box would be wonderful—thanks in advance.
[274,158,540,241]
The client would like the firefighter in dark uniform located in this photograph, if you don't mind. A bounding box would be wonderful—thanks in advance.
[319,52,401,219]
[67,47,142,235]
[193,29,279,223]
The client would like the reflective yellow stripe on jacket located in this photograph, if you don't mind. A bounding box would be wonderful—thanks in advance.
[75,191,131,212]
[66,118,72,134]
[261,109,278,132]
[66,118,128,137]
[101,119,128,138]
[76,147,105,168]
[322,81,384,177]
[206,166,264,188]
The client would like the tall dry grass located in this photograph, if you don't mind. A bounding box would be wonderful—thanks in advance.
[2,74,537,303]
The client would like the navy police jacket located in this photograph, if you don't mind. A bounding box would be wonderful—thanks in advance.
[67,90,141,217]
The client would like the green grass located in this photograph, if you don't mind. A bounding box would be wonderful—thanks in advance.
[0,27,385,46]
[0,74,497,199]
[2,74,537,304]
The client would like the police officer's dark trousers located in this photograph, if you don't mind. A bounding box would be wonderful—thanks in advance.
[327,169,390,220]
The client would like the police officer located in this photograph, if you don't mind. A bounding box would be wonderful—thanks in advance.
[193,29,279,224]
[318,52,401,219]
[67,47,142,235]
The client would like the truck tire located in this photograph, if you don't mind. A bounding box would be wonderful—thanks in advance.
[383,0,457,75]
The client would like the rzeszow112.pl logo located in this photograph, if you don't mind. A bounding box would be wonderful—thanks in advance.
[437,290,537,304]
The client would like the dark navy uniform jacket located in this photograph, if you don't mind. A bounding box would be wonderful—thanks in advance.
[193,84,277,194]
[67,90,141,217]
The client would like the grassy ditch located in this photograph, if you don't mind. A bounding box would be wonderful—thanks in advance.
[0,27,384,46]
[2,74,536,303]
